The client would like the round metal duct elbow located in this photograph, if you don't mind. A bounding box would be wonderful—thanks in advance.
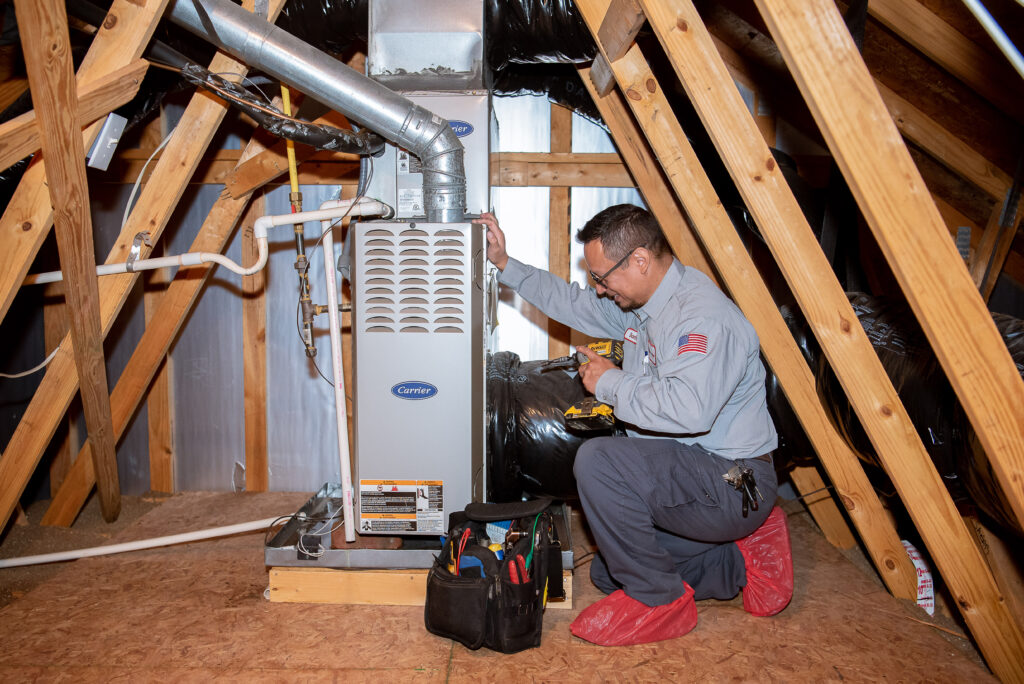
[167,0,466,222]
[401,107,466,224]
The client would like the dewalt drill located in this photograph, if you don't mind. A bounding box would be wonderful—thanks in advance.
[542,339,623,431]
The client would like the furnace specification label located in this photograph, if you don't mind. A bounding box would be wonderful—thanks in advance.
[359,480,443,534]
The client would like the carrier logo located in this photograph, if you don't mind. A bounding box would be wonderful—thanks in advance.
[391,381,438,400]
[448,120,474,137]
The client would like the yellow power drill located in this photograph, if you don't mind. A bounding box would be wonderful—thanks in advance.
[543,340,623,431]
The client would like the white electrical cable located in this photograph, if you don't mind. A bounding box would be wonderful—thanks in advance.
[122,129,175,231]
[0,347,60,379]
[0,516,285,569]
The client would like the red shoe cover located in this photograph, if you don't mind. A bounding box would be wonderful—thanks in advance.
[569,584,697,646]
[736,505,793,617]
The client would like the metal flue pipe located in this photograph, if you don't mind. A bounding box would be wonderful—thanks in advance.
[167,0,466,223]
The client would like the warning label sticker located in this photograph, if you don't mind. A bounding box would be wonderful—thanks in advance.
[359,480,443,534]
[397,188,423,215]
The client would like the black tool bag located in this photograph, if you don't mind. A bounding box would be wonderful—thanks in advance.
[424,498,562,653]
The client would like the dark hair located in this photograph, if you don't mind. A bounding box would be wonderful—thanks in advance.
[575,204,669,259]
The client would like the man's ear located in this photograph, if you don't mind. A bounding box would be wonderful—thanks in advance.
[634,247,651,273]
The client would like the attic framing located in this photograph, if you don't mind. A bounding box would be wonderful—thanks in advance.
[0,0,1022,679]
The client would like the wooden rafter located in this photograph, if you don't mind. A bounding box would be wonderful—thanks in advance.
[0,0,169,328]
[0,0,288,533]
[575,0,917,599]
[144,253,175,494]
[44,130,275,525]
[866,0,1022,124]
[756,0,1024,527]
[752,0,1024,677]
[575,71,716,284]
[0,58,147,173]
[15,0,121,521]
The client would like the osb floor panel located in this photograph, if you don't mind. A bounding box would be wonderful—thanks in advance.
[0,492,992,682]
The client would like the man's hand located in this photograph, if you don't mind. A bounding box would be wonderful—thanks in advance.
[576,344,616,394]
[472,212,509,271]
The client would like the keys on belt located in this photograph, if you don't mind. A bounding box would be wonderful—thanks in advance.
[724,465,764,517]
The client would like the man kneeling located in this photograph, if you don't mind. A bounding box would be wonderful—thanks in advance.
[474,205,793,646]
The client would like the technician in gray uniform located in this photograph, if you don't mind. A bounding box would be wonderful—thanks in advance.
[474,204,793,647]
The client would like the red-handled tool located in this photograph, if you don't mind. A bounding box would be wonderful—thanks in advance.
[455,528,471,574]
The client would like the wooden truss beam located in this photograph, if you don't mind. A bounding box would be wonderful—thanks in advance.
[548,104,573,358]
[0,58,148,173]
[577,0,914,595]
[44,131,273,525]
[756,0,1024,530]
[242,192,269,493]
[704,16,1022,290]
[578,64,856,550]
[15,0,121,520]
[0,0,288,533]
[0,0,169,328]
[876,81,1012,202]
[866,0,1021,124]
[752,0,1024,677]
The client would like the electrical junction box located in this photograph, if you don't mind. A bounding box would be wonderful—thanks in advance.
[351,220,488,535]
[364,91,491,218]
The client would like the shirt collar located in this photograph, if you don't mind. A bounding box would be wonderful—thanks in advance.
[636,258,684,323]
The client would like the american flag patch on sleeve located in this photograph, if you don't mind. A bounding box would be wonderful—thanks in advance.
[677,333,708,355]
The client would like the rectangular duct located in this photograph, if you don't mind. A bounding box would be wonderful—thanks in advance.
[368,0,486,91]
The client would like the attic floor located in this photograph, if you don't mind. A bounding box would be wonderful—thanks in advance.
[0,490,991,682]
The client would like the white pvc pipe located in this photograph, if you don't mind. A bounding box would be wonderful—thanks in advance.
[316,197,394,543]
[0,516,283,569]
[321,208,355,543]
[961,0,1024,80]
[22,199,392,287]
[23,238,269,284]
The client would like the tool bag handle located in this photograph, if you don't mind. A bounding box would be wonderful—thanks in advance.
[462,498,552,522]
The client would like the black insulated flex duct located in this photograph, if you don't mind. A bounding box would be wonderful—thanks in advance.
[180,64,386,154]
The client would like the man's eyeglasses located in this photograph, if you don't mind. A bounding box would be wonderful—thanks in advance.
[589,247,639,287]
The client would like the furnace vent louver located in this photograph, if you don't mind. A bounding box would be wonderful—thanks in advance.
[357,225,470,335]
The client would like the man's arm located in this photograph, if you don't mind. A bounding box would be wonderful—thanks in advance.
[473,212,630,339]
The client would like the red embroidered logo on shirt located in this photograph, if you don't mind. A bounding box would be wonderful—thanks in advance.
[677,333,708,355]
[647,340,657,365]
[624,328,639,345]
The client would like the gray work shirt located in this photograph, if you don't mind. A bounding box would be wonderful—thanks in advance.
[498,257,777,460]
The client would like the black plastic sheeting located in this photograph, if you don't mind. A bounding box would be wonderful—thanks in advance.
[277,0,595,71]
[180,64,386,154]
[276,0,600,116]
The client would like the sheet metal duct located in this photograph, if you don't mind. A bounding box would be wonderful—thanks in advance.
[166,0,466,223]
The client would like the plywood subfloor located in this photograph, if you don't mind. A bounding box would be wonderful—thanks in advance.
[0,491,992,681]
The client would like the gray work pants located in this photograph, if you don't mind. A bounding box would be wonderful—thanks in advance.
[574,436,777,606]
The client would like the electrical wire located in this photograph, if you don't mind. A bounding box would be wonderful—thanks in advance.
[267,506,347,559]
[263,511,346,547]
[122,128,175,231]
[211,71,275,106]
[0,346,60,379]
